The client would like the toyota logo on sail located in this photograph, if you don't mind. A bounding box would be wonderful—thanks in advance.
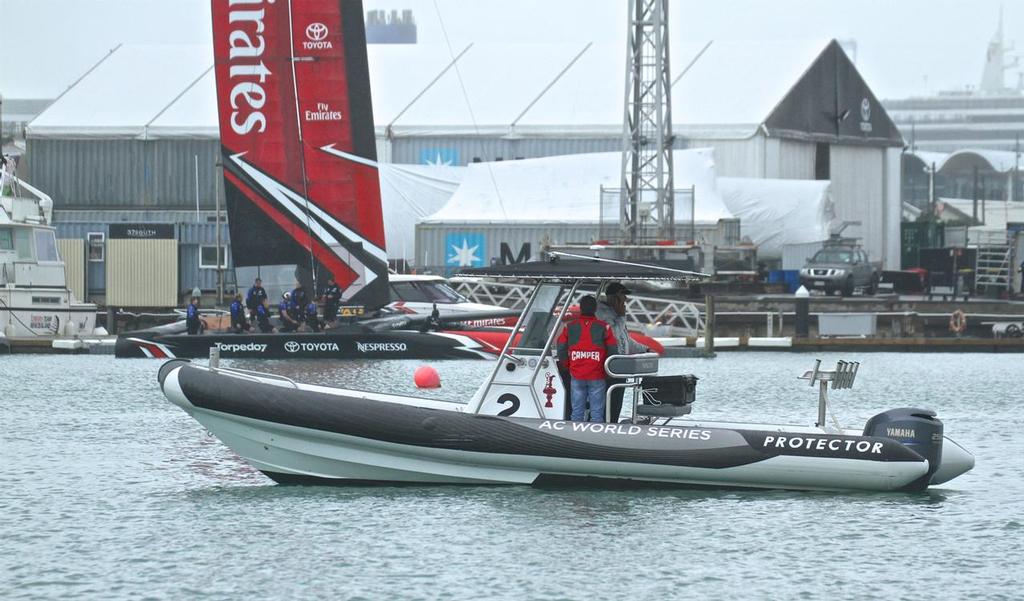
[284,341,300,353]
[306,22,328,41]
[304,22,333,49]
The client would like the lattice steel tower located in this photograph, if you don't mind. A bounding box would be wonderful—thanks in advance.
[619,0,675,243]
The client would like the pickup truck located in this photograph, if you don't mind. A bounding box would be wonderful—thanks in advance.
[799,247,880,296]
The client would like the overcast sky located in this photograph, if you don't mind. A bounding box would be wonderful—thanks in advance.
[0,0,1020,100]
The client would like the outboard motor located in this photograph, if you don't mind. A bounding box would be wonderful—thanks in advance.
[864,408,944,489]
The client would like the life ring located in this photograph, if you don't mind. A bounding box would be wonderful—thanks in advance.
[949,309,967,335]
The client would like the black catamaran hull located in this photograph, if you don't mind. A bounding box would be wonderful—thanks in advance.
[159,362,975,492]
[117,329,499,359]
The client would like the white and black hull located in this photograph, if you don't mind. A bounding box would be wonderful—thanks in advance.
[159,361,974,492]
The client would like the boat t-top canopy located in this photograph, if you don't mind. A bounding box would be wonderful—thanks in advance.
[455,252,709,281]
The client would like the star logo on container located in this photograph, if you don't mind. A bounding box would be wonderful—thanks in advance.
[306,22,328,41]
[444,231,483,266]
[420,148,459,166]
[284,341,300,353]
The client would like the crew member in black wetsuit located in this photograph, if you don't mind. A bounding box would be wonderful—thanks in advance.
[291,284,309,315]
[278,292,299,332]
[245,278,267,322]
[320,276,341,324]
[229,294,249,333]
[304,302,321,332]
[186,297,202,335]
[255,298,274,332]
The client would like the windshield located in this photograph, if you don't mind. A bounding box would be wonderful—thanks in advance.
[811,249,855,264]
[390,281,468,304]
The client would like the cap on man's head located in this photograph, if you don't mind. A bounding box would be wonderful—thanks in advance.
[579,295,598,316]
[605,282,632,296]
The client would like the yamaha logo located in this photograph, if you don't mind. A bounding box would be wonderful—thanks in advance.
[303,22,333,50]
[284,341,300,353]
[306,22,328,41]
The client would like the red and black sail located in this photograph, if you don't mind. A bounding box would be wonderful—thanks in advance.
[211,0,388,308]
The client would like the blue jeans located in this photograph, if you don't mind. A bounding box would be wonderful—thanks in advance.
[570,379,606,422]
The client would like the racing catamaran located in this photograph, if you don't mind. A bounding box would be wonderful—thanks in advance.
[116,0,517,359]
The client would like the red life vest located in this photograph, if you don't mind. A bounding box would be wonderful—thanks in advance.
[556,315,618,380]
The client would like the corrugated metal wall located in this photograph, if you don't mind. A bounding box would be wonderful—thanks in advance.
[883,148,902,269]
[415,222,726,275]
[389,135,621,165]
[686,137,765,177]
[25,138,223,209]
[416,223,596,273]
[54,220,232,299]
[772,139,816,179]
[830,145,886,266]
[56,239,86,301]
[106,239,179,307]
[178,222,234,295]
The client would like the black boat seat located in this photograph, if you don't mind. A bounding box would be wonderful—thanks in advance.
[634,375,699,419]
[637,403,692,417]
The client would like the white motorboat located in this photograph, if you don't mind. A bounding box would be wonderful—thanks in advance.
[159,253,974,492]
[1,158,98,340]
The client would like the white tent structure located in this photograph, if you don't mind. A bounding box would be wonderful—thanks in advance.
[423,149,725,224]
[417,150,836,268]
[379,163,464,261]
[718,177,835,259]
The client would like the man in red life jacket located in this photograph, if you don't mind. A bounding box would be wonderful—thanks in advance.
[557,295,617,422]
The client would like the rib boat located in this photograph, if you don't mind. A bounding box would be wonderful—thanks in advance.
[158,254,974,492]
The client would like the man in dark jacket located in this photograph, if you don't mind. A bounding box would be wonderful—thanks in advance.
[320,276,341,324]
[304,302,321,332]
[245,278,267,322]
[229,293,249,333]
[596,282,650,423]
[557,295,617,422]
[186,297,202,335]
[278,292,299,332]
[255,298,274,332]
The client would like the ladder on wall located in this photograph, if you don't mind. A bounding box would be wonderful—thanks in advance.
[975,245,1011,294]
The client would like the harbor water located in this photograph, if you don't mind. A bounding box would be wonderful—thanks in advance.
[1,353,1021,600]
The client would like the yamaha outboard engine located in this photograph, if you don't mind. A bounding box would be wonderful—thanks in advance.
[864,408,943,490]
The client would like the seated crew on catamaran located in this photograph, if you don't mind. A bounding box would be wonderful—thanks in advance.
[320,276,341,323]
[245,278,267,322]
[304,302,321,332]
[291,284,309,315]
[278,292,299,332]
[255,298,274,332]
[557,295,617,423]
[229,294,249,333]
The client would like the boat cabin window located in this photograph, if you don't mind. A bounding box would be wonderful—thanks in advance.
[13,228,33,260]
[390,281,468,304]
[513,283,564,353]
[0,228,12,251]
[34,229,60,262]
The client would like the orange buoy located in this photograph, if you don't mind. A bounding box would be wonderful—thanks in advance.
[414,365,441,388]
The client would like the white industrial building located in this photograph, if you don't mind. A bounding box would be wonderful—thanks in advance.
[24,36,905,295]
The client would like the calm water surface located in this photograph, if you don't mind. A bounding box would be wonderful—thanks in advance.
[1,353,1021,600]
